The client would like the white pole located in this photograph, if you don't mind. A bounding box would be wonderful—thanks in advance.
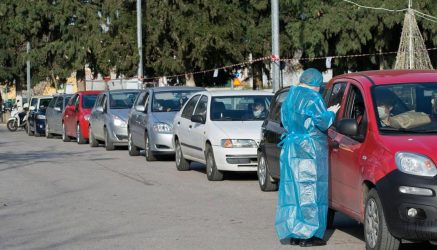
[26,42,31,101]
[137,0,143,89]
[271,0,281,92]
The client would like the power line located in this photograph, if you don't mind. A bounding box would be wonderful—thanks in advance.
[415,12,437,23]
[413,9,437,21]
[341,0,408,12]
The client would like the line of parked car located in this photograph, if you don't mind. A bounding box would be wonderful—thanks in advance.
[19,70,437,249]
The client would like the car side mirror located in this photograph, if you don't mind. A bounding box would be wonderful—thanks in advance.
[29,106,35,111]
[54,107,61,112]
[96,106,104,113]
[135,105,146,112]
[191,115,205,124]
[337,118,358,137]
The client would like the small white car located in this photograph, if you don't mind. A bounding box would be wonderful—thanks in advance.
[173,90,273,181]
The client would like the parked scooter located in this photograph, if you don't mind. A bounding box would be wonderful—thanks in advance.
[7,106,28,132]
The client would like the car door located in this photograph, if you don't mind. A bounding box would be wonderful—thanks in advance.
[190,95,209,160]
[264,90,288,179]
[90,94,102,139]
[96,94,107,139]
[29,97,38,129]
[130,91,147,147]
[53,96,64,133]
[136,92,150,149]
[64,94,77,134]
[46,97,56,131]
[175,94,201,158]
[329,81,368,217]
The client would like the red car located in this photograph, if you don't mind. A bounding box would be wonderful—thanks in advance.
[62,91,101,144]
[259,70,437,249]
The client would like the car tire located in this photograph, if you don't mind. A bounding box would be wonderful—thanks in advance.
[128,130,140,156]
[46,121,53,138]
[62,123,71,142]
[104,128,115,151]
[364,189,400,250]
[206,145,223,181]
[76,123,87,144]
[257,151,278,191]
[175,139,190,171]
[34,128,41,137]
[89,126,99,147]
[27,121,34,136]
[327,208,336,229]
[144,131,157,161]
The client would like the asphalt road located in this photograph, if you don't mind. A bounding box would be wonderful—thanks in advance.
[0,125,434,250]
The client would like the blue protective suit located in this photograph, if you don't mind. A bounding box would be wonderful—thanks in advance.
[275,85,335,240]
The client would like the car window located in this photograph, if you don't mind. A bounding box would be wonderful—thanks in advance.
[30,98,38,108]
[343,84,367,141]
[144,93,150,113]
[39,98,52,109]
[55,97,64,109]
[109,92,139,109]
[327,82,347,123]
[210,95,272,121]
[181,95,201,119]
[270,90,288,123]
[152,90,199,112]
[135,92,147,107]
[193,95,208,119]
[48,97,57,108]
[68,95,78,106]
[64,96,71,107]
[101,95,107,110]
[82,94,98,109]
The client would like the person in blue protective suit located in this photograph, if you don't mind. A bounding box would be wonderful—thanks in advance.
[275,68,340,247]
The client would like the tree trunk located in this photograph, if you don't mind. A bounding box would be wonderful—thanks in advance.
[51,71,58,91]
[185,73,195,86]
[76,68,86,91]
[253,62,263,90]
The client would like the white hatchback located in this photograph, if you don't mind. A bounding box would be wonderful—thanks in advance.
[173,90,273,181]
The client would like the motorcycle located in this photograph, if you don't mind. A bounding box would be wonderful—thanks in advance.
[7,109,28,132]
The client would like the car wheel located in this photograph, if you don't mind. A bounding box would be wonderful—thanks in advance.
[7,119,18,132]
[76,123,87,144]
[104,128,115,151]
[175,139,190,171]
[257,151,278,191]
[365,189,400,250]
[128,130,140,156]
[27,121,34,136]
[46,121,53,138]
[89,126,99,147]
[62,123,71,142]
[144,131,157,161]
[206,145,223,181]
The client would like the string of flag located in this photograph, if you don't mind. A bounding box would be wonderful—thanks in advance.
[143,48,437,81]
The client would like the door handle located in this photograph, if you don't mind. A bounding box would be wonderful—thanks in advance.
[177,121,180,125]
[189,125,192,129]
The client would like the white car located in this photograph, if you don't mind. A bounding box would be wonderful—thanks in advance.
[173,90,273,181]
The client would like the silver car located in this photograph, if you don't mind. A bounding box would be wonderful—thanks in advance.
[88,89,140,150]
[127,86,205,161]
[45,94,72,138]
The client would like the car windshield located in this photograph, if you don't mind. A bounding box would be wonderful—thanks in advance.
[152,90,197,112]
[211,95,272,121]
[82,94,98,109]
[39,98,52,109]
[109,92,139,109]
[373,83,437,134]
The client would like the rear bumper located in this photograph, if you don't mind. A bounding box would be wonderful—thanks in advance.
[376,170,437,241]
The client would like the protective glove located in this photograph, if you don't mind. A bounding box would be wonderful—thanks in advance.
[327,104,341,114]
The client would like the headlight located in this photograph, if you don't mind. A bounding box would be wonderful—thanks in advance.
[221,139,257,148]
[153,123,172,133]
[84,114,90,121]
[36,114,46,119]
[113,116,127,127]
[395,152,437,177]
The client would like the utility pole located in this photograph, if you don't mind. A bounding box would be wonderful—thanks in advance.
[26,42,31,101]
[271,0,281,93]
[137,0,144,89]
[408,0,414,69]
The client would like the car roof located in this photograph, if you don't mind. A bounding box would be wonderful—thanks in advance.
[52,93,73,97]
[149,86,206,93]
[105,89,141,93]
[200,90,274,97]
[31,95,53,99]
[333,70,437,86]
[76,90,102,95]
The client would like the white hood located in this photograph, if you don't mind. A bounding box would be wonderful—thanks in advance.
[208,121,264,145]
